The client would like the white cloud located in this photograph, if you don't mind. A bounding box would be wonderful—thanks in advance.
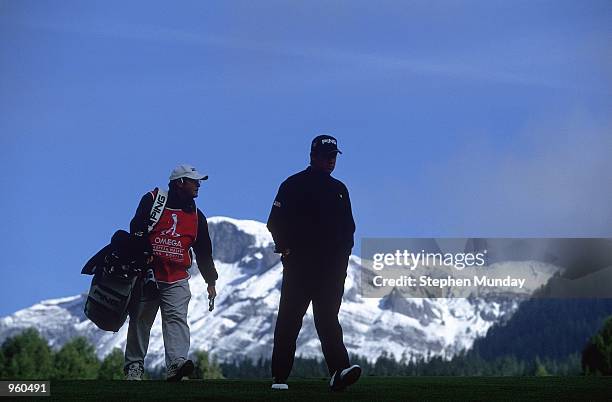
[426,111,612,236]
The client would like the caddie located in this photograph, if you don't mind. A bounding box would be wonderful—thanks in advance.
[124,164,218,381]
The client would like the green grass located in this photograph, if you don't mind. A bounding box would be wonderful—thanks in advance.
[45,377,612,401]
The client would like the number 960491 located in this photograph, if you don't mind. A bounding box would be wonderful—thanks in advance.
[1,381,50,396]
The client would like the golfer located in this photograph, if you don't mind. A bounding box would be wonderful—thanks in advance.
[267,135,361,391]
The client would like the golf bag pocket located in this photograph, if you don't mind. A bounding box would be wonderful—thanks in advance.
[84,272,137,332]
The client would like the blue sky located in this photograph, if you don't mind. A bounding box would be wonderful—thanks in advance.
[1,0,610,315]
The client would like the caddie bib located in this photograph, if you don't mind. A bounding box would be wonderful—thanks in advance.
[148,203,198,283]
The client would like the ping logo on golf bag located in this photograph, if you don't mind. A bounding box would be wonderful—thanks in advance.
[150,193,167,222]
[84,274,136,332]
[91,285,121,308]
[148,189,169,233]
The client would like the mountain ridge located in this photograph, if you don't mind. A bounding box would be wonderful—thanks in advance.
[0,217,559,369]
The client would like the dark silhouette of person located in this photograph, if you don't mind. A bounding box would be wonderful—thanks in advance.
[267,135,361,391]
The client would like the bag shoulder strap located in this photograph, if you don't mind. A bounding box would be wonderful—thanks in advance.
[148,188,168,233]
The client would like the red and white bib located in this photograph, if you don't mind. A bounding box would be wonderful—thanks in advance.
[148,192,198,283]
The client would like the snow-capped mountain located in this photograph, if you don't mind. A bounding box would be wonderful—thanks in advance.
[0,217,559,369]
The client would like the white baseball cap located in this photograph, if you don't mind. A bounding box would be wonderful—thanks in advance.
[169,164,208,181]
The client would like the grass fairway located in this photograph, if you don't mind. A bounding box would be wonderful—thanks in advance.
[46,377,611,401]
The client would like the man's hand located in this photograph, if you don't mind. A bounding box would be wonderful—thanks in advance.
[207,285,217,312]
[207,285,217,299]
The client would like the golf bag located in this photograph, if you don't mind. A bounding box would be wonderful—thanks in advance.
[81,230,153,332]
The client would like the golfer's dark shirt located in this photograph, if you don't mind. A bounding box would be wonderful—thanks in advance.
[267,166,355,261]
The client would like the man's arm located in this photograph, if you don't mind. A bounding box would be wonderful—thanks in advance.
[192,210,218,286]
[266,181,294,254]
[130,192,154,236]
[342,185,356,255]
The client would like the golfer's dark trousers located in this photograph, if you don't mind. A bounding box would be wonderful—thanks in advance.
[271,253,350,381]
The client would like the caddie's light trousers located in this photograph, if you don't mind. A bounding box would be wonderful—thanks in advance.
[124,279,191,371]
